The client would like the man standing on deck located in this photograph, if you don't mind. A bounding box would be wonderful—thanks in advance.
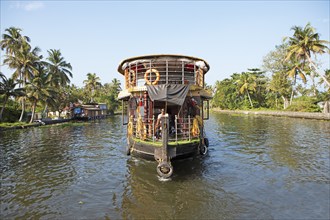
[155,108,167,139]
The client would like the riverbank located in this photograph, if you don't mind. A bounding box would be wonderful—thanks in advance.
[212,108,330,120]
[0,114,119,131]
[0,119,72,131]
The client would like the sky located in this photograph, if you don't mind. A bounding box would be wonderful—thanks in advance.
[1,0,329,88]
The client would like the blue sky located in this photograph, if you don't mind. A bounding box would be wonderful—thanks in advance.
[1,0,329,87]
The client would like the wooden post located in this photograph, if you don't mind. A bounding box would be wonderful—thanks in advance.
[161,115,169,162]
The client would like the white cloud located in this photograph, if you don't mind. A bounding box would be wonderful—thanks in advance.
[14,1,45,11]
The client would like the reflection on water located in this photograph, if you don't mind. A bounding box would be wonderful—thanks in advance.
[1,113,329,219]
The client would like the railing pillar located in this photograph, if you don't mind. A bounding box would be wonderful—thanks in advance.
[152,115,155,142]
[161,116,169,155]
[188,115,191,141]
[166,60,168,84]
[175,115,178,143]
[182,61,184,84]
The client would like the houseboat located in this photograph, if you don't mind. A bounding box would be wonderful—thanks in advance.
[117,54,212,178]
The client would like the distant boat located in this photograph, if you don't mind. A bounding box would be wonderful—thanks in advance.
[118,54,212,178]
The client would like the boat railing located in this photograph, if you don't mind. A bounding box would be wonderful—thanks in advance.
[130,115,199,143]
[125,60,204,89]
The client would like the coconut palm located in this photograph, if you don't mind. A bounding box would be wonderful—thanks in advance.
[46,49,72,87]
[0,27,30,55]
[83,73,102,103]
[43,49,72,116]
[0,73,25,120]
[318,69,330,92]
[3,43,41,121]
[286,60,308,105]
[26,62,55,123]
[285,22,330,87]
[236,72,257,108]
[267,72,292,109]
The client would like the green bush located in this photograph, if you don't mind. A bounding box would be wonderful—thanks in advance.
[0,107,25,122]
[285,96,321,112]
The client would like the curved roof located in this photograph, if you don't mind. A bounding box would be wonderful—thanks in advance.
[117,54,210,75]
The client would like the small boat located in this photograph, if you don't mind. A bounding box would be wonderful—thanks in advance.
[117,54,212,178]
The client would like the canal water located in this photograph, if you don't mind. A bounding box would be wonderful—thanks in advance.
[1,113,329,219]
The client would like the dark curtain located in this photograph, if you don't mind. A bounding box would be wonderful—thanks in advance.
[146,84,190,106]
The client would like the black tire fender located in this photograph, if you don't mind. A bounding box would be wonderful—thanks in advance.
[204,137,209,148]
[157,162,173,178]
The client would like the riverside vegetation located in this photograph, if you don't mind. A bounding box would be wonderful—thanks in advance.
[1,23,329,126]
[211,23,329,112]
[0,27,121,125]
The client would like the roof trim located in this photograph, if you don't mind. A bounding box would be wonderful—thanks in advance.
[117,54,210,75]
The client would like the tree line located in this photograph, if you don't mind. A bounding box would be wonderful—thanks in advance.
[1,23,329,124]
[0,27,121,123]
[212,23,330,111]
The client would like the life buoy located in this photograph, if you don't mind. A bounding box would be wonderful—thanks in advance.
[145,69,160,85]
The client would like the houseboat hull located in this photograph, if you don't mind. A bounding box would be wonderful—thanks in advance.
[127,137,206,161]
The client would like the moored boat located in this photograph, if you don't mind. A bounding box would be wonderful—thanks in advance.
[117,54,212,178]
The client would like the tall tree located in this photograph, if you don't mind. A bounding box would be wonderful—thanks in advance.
[286,60,308,105]
[83,73,102,103]
[285,22,330,87]
[236,72,257,108]
[0,27,38,121]
[0,27,30,55]
[26,62,55,123]
[3,42,41,121]
[46,49,73,87]
[0,73,25,120]
[44,49,72,116]
[318,69,330,92]
[267,72,292,109]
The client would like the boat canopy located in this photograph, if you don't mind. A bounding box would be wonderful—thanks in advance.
[146,84,190,106]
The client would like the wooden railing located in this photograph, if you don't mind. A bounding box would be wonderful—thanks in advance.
[129,115,200,143]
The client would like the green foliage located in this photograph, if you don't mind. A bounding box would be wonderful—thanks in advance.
[285,96,321,112]
[0,106,24,122]
[213,69,269,110]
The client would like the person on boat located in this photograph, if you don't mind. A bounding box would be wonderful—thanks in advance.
[155,109,167,139]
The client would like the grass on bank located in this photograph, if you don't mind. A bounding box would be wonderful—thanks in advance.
[0,121,38,128]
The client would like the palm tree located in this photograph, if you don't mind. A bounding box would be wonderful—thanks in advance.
[44,49,72,116]
[267,72,292,109]
[318,69,330,92]
[46,49,72,87]
[26,62,55,123]
[286,60,308,105]
[110,78,122,94]
[0,73,25,120]
[0,27,30,55]
[3,43,41,121]
[236,72,257,108]
[285,23,330,87]
[0,27,39,121]
[83,73,102,103]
